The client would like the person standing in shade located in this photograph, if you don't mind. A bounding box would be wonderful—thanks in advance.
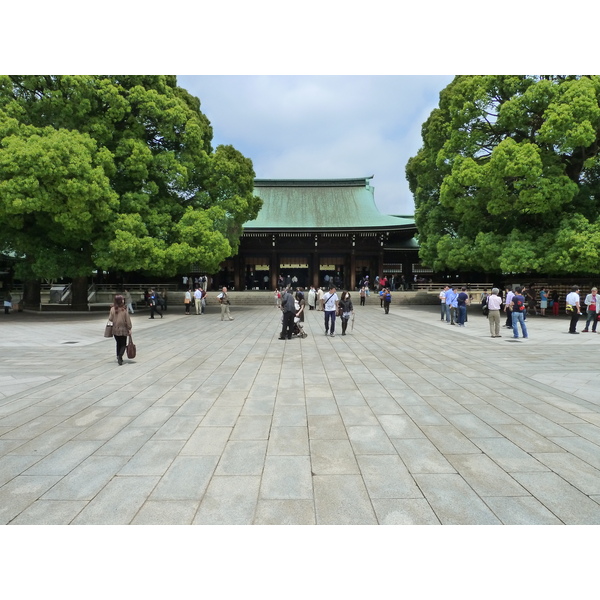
[108,294,132,365]
[279,287,296,340]
[322,285,339,337]
[3,290,12,314]
[439,285,449,321]
[510,286,528,339]
[504,287,515,328]
[487,288,503,338]
[193,286,203,315]
[338,291,354,335]
[445,286,457,325]
[525,284,538,316]
[308,286,316,310]
[359,286,366,306]
[317,287,324,311]
[184,288,192,315]
[124,289,134,314]
[566,285,582,334]
[582,287,599,333]
[201,287,207,314]
[148,289,163,319]
[382,288,392,314]
[539,287,548,317]
[456,286,469,327]
[551,289,560,316]
[217,286,234,321]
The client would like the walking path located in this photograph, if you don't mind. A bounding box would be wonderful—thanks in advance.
[1,299,600,524]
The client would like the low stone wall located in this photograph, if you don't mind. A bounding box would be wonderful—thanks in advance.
[33,289,449,311]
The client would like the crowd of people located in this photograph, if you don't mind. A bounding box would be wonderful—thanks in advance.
[439,283,600,339]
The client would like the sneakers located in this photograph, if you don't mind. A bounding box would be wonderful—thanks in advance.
[583,329,589,333]
[330,333,335,337]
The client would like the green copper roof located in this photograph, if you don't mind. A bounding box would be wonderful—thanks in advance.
[244,177,415,232]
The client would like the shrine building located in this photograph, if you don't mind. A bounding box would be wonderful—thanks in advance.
[216,176,420,290]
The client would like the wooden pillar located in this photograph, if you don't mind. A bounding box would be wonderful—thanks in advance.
[233,255,242,291]
[350,251,356,290]
[378,234,384,283]
[271,249,278,290]
[312,251,320,289]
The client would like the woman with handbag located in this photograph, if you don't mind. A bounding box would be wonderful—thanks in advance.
[184,289,192,315]
[338,291,354,335]
[108,295,133,365]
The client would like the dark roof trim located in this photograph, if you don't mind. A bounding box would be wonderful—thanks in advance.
[254,176,374,188]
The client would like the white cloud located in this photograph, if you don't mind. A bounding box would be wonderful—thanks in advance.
[178,75,454,215]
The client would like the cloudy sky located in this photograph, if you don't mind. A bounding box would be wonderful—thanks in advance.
[177,75,453,216]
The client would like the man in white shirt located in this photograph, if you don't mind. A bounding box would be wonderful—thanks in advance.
[193,286,203,315]
[321,285,339,337]
[486,287,503,338]
[439,285,449,321]
[565,285,582,334]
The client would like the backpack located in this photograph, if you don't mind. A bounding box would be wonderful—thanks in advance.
[384,292,391,302]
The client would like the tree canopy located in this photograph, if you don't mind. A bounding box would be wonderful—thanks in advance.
[0,75,262,282]
[406,75,600,276]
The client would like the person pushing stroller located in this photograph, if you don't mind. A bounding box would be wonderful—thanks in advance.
[279,287,296,340]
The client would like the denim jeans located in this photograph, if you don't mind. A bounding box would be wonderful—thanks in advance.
[324,310,336,334]
[441,303,447,320]
[512,311,528,338]
[584,310,597,332]
[457,305,467,326]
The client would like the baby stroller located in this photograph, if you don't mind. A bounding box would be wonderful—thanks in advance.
[279,313,308,338]
[292,317,308,338]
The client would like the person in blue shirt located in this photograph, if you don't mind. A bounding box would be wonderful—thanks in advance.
[445,286,458,325]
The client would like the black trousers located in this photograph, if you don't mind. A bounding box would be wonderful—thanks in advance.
[569,311,580,333]
[281,311,295,339]
[150,304,162,318]
[114,335,127,357]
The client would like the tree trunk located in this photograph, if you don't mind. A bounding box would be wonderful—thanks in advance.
[23,280,41,309]
[71,275,89,311]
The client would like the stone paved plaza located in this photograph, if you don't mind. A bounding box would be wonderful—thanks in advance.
[2,298,600,525]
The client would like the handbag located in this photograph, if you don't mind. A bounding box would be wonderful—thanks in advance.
[104,321,113,338]
[126,335,136,359]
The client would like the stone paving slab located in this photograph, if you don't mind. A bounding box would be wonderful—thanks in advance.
[2,302,600,524]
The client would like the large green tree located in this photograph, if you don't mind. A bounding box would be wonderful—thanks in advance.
[0,76,261,307]
[406,75,600,276]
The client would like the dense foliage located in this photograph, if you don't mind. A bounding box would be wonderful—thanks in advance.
[0,76,262,284]
[406,75,600,275]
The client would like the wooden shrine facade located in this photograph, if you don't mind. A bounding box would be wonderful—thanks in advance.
[214,177,419,291]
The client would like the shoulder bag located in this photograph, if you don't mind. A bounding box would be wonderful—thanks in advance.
[104,320,113,338]
[126,334,136,359]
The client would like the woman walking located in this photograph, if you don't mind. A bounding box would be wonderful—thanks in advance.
[184,288,192,315]
[338,291,354,335]
[108,294,132,365]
